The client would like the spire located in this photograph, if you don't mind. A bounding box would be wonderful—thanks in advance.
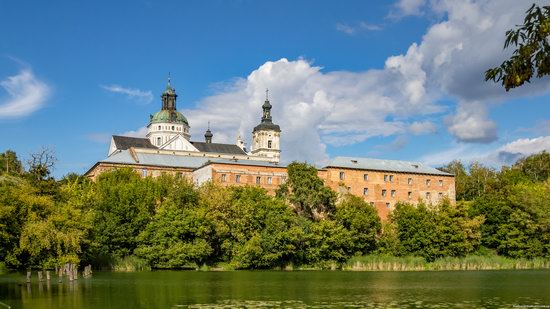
[261,89,272,123]
[161,74,177,110]
[204,121,213,143]
[266,88,269,101]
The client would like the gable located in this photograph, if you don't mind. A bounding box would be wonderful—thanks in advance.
[159,135,199,152]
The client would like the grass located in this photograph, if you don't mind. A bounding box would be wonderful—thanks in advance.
[344,254,550,271]
[111,256,151,272]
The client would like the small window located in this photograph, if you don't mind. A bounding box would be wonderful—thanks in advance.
[384,175,388,182]
[389,175,394,182]
[157,137,161,146]
[363,174,369,181]
[408,178,413,185]
[370,202,374,206]
[426,179,431,186]
[158,125,161,130]
[386,202,391,209]
[382,189,387,197]
[408,191,412,199]
[391,190,396,197]
[172,126,175,130]
[439,180,443,187]
[438,192,443,198]
[256,176,261,184]
[267,176,272,184]
[339,171,345,180]
[363,188,369,196]
[426,192,431,199]
[221,174,227,182]
[236,175,241,183]
[141,169,148,177]
[347,186,351,192]
[268,140,272,149]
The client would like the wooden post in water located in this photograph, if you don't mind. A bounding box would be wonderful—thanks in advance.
[38,271,43,282]
[26,271,31,283]
[73,266,78,281]
[68,264,73,281]
[58,266,63,283]
[46,271,51,281]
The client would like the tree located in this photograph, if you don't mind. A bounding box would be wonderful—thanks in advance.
[513,151,550,183]
[439,160,468,200]
[276,162,336,219]
[0,150,24,175]
[26,148,59,196]
[485,4,550,90]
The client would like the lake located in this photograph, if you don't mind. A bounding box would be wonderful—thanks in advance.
[1,270,549,308]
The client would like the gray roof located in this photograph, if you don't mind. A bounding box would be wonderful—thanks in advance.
[190,141,247,155]
[112,136,156,150]
[101,150,283,169]
[325,156,453,176]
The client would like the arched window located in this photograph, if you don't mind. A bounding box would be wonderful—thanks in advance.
[157,137,161,146]
[268,140,272,148]
[172,126,175,130]
[158,125,161,130]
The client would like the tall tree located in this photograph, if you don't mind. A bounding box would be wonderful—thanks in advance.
[0,150,24,175]
[485,4,550,90]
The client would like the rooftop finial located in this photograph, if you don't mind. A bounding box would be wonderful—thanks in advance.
[265,88,269,101]
[167,72,171,87]
[207,120,210,130]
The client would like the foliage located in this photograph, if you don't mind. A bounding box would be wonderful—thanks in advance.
[276,162,336,219]
[0,150,24,175]
[485,4,550,90]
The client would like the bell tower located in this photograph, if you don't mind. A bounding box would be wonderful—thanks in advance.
[251,89,281,163]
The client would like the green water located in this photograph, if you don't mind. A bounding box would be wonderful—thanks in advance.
[1,270,549,308]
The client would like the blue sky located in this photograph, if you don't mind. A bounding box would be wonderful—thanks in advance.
[1,0,550,178]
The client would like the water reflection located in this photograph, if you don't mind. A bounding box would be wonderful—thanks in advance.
[0,270,549,308]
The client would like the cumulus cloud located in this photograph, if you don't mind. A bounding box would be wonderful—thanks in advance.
[101,84,153,104]
[182,58,443,164]
[389,0,427,18]
[0,69,50,118]
[445,101,497,143]
[494,136,550,165]
[336,21,382,35]
[121,126,148,138]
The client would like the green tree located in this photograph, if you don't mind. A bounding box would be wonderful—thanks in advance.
[439,160,468,200]
[276,162,336,219]
[513,151,550,183]
[485,4,550,90]
[0,150,24,175]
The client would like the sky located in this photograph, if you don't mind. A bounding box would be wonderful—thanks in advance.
[1,0,550,178]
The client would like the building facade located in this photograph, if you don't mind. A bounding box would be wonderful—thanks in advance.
[85,79,455,219]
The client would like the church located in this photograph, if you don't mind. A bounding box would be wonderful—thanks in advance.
[85,79,455,219]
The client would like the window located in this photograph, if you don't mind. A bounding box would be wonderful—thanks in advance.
[408,178,413,185]
[281,176,287,183]
[221,174,227,182]
[157,137,161,146]
[370,202,374,206]
[426,179,431,186]
[386,202,391,209]
[363,188,369,196]
[426,192,431,199]
[384,175,388,182]
[268,140,272,149]
[172,126,175,130]
[382,189,387,197]
[363,174,369,181]
[408,191,412,199]
[391,190,396,197]
[267,176,273,184]
[256,176,261,184]
[389,175,394,182]
[236,175,241,183]
[438,192,443,198]
[141,169,148,177]
[158,125,161,130]
[339,171,345,180]
[439,180,443,187]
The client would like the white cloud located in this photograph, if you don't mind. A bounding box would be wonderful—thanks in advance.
[0,69,50,118]
[101,84,153,103]
[121,126,148,138]
[390,0,427,18]
[336,21,382,35]
[419,136,550,168]
[445,101,497,143]
[409,120,437,135]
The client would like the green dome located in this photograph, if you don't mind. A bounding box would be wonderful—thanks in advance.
[150,110,188,125]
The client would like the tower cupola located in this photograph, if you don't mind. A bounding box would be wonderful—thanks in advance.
[251,89,281,163]
[204,122,213,143]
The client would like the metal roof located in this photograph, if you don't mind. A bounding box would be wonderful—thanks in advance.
[325,156,453,176]
[190,141,247,155]
[101,150,284,169]
[112,136,156,150]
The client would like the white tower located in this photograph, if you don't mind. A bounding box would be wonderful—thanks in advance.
[146,77,191,147]
[251,89,281,163]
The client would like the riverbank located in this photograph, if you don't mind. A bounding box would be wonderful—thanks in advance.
[343,255,550,271]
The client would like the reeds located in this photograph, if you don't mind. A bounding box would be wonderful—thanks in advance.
[344,255,550,271]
